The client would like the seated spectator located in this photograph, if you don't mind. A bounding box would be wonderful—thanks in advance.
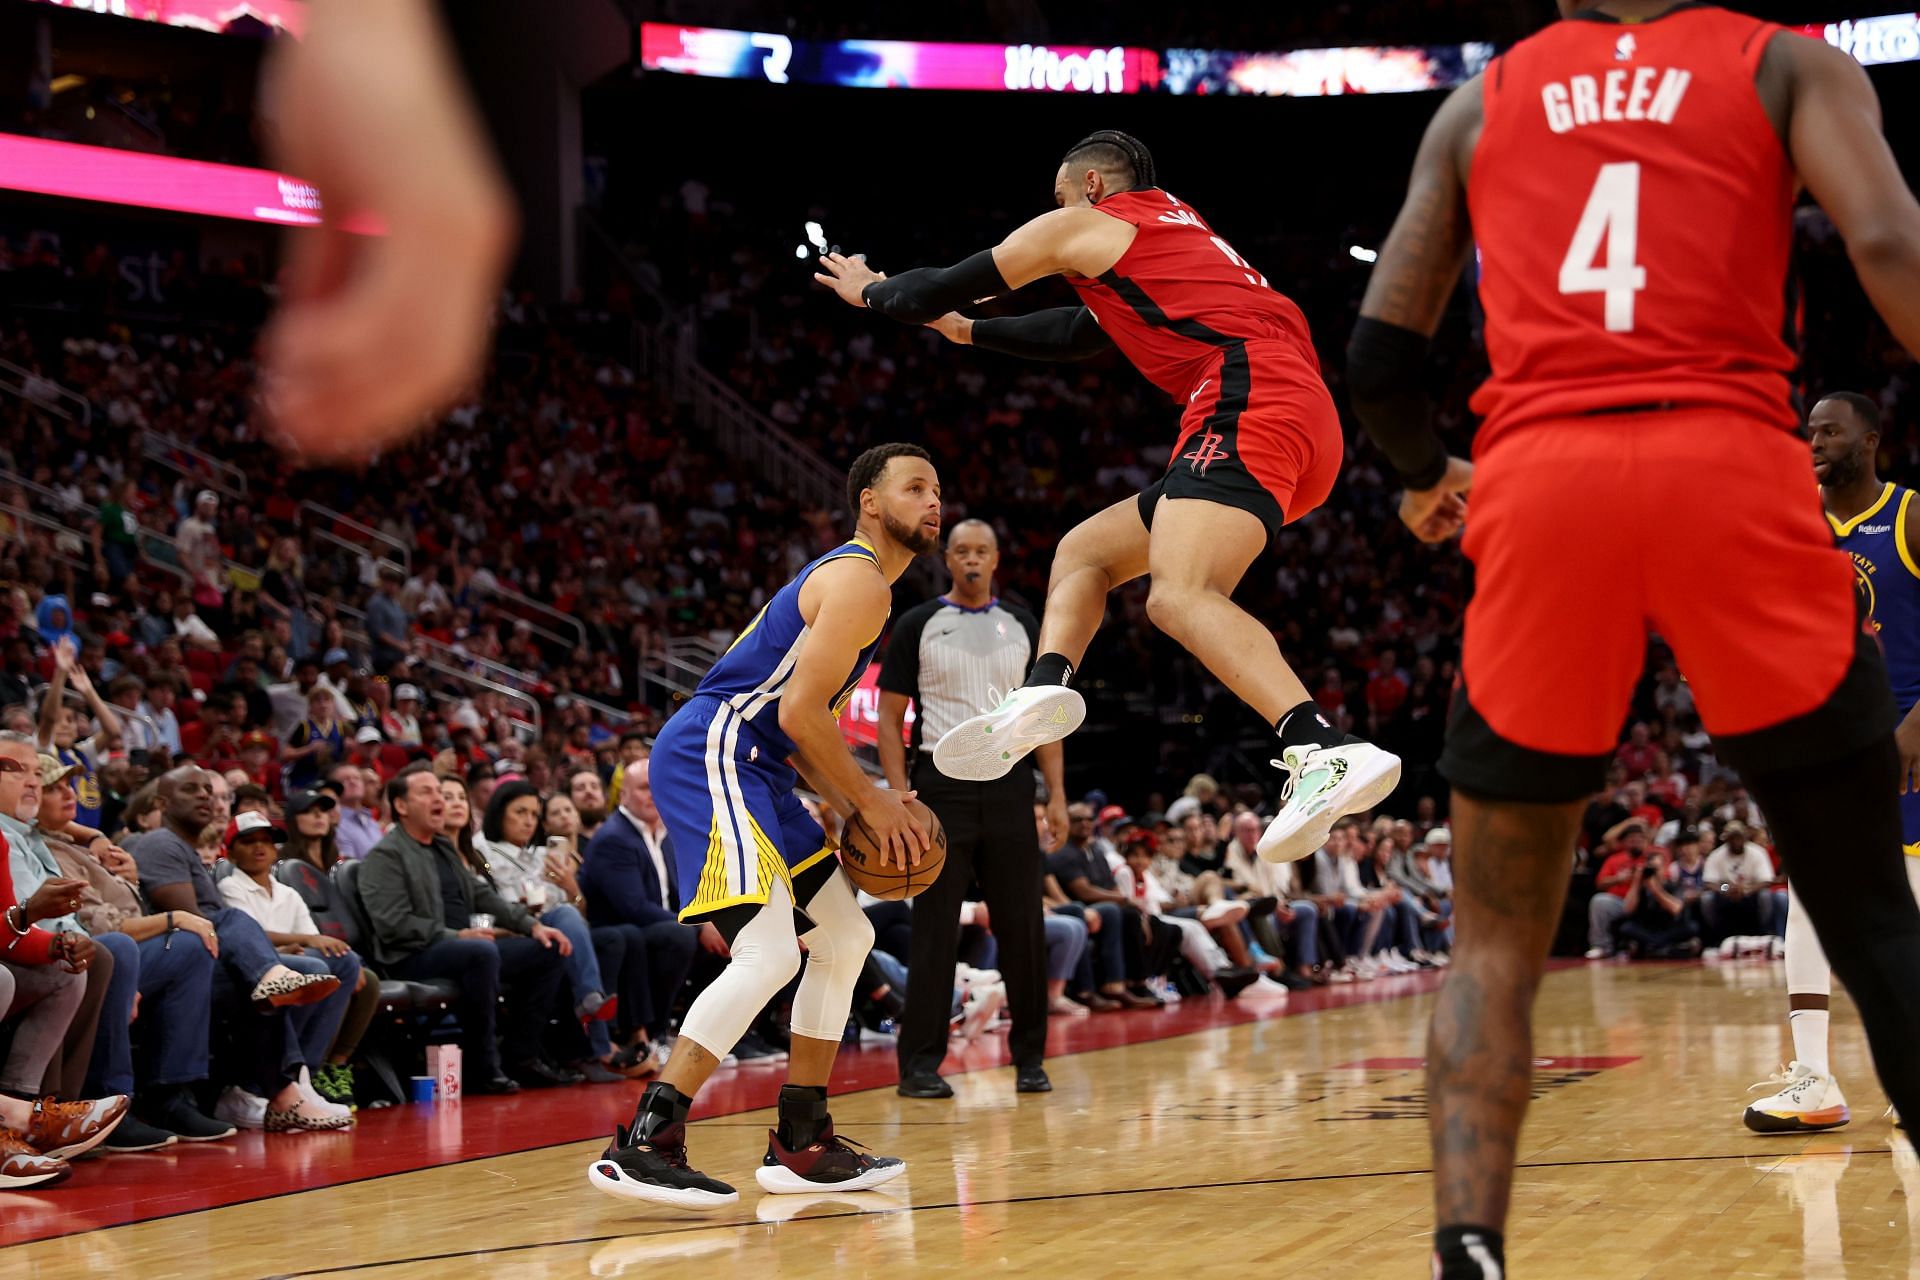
[16,754,231,1149]
[283,788,342,874]
[576,758,698,1073]
[1148,824,1262,975]
[218,814,372,1109]
[1119,837,1256,998]
[1586,818,1650,959]
[568,767,609,839]
[326,762,385,863]
[1047,803,1168,1009]
[232,783,274,819]
[283,687,346,795]
[543,792,584,858]
[1617,848,1703,959]
[473,779,640,1082]
[0,732,132,1187]
[357,767,575,1093]
[1224,812,1324,987]
[37,640,120,833]
[383,683,424,748]
[1702,820,1779,943]
[110,781,165,844]
[605,731,649,811]
[128,766,350,1132]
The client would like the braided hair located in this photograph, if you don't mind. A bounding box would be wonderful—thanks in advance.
[1061,130,1157,194]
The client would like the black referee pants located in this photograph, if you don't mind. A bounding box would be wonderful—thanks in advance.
[900,760,1047,1076]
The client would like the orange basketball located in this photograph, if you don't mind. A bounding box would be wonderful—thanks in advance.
[837,800,947,899]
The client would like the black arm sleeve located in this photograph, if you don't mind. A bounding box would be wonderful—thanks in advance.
[861,250,1010,325]
[1345,317,1450,492]
[971,308,1114,362]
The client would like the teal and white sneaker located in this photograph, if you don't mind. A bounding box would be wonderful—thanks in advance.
[932,685,1085,782]
[1257,741,1403,863]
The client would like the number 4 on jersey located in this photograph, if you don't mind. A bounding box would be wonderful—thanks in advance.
[1558,162,1647,333]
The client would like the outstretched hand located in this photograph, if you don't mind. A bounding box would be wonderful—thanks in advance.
[1399,456,1473,544]
[813,252,885,308]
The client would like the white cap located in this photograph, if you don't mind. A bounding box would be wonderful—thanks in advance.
[355,725,384,744]
[196,489,219,507]
[394,683,421,702]
[1424,827,1452,846]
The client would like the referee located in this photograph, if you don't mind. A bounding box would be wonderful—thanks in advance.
[878,519,1064,1098]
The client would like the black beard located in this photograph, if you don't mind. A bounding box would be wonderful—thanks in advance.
[882,513,939,556]
[577,807,607,827]
[1824,452,1865,490]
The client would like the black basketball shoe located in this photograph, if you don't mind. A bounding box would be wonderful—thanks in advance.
[755,1120,907,1195]
[587,1120,738,1209]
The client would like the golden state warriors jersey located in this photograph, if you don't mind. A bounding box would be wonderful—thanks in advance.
[1830,482,1920,715]
[693,538,888,759]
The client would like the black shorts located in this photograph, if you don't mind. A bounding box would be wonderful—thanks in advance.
[1138,457,1287,545]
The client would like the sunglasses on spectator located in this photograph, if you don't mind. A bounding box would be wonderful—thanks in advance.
[0,759,26,775]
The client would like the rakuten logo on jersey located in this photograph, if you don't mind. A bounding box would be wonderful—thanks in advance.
[1003,45,1128,93]
[1813,14,1920,66]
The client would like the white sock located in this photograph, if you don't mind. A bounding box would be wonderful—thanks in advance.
[1791,1009,1831,1077]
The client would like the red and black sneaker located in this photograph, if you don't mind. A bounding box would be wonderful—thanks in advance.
[755,1120,907,1195]
[587,1120,738,1209]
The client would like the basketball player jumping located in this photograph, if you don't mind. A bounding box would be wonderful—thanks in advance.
[815,131,1400,864]
[1350,5,1920,1276]
[1742,391,1920,1134]
[589,444,938,1208]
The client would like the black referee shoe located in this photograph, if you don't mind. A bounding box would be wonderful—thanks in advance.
[897,1072,953,1099]
[1015,1066,1052,1093]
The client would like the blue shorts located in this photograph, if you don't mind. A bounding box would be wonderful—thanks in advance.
[650,696,836,922]
[1904,786,1920,857]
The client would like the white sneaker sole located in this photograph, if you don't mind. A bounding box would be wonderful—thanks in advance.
[587,1158,740,1208]
[932,688,1085,782]
[40,1109,127,1162]
[755,1159,907,1195]
[1257,744,1402,863]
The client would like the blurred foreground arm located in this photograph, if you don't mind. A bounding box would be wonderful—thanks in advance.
[260,0,516,462]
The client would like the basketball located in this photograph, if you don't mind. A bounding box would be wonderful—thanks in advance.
[837,801,947,899]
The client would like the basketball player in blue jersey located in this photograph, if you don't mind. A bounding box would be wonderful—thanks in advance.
[1743,391,1920,1134]
[589,443,940,1208]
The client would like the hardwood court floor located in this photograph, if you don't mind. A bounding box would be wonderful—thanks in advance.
[8,958,1919,1279]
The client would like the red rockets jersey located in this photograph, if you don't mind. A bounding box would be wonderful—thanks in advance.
[1468,4,1799,448]
[1064,188,1323,401]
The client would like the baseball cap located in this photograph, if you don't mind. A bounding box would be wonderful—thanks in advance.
[1424,827,1453,847]
[355,725,384,744]
[195,489,219,507]
[286,789,337,817]
[1165,795,1201,826]
[322,647,351,667]
[394,684,421,703]
[36,754,80,789]
[1097,804,1129,827]
[224,811,285,848]
[241,730,274,750]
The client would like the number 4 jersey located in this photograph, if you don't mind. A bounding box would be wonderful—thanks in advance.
[1468,4,1798,449]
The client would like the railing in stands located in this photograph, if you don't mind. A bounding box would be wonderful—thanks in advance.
[634,324,843,515]
[0,502,90,576]
[480,579,588,653]
[333,603,545,740]
[0,468,84,517]
[580,207,843,517]
[137,430,248,499]
[298,501,412,578]
[307,525,406,583]
[0,358,91,425]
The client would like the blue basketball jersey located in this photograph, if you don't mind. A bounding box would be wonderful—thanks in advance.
[693,537,888,759]
[1829,481,1920,715]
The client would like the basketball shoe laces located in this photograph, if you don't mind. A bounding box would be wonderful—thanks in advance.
[1748,1064,1819,1103]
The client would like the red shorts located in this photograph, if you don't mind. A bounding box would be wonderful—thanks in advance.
[1442,409,1892,802]
[1138,340,1342,543]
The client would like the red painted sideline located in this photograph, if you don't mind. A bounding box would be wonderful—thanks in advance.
[2,968,1456,1247]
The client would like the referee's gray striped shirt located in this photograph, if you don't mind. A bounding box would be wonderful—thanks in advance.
[878,596,1039,754]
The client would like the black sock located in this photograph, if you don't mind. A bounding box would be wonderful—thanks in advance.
[1274,699,1337,751]
[1432,1225,1505,1280]
[632,1081,691,1141]
[776,1083,830,1149]
[1025,652,1074,688]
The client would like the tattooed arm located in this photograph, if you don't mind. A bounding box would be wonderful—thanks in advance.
[1348,75,1482,544]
